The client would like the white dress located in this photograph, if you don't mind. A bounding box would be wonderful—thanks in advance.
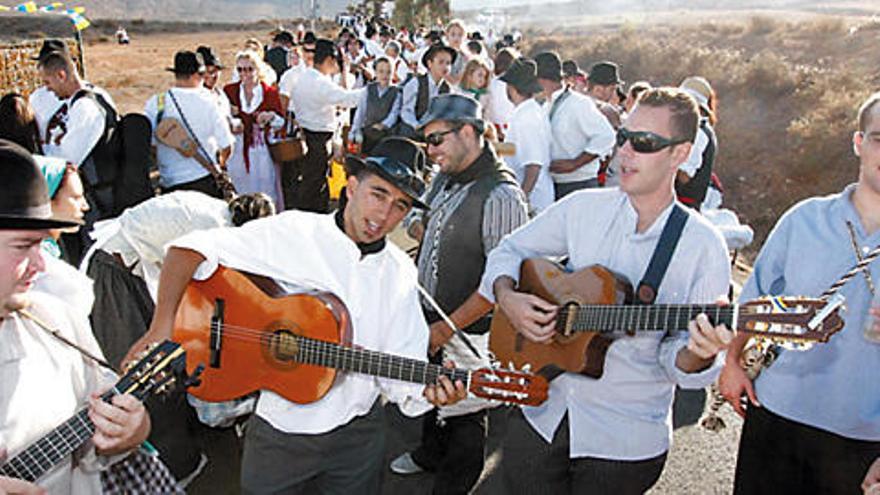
[227,84,284,210]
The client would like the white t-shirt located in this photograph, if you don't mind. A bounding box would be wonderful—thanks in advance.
[143,86,234,188]
[485,76,514,130]
[679,123,710,178]
[39,89,108,166]
[546,88,616,183]
[505,98,554,214]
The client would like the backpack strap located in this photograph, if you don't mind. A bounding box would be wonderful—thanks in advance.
[157,92,166,123]
[636,204,689,305]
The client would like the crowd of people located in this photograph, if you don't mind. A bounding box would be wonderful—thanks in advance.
[0,11,876,495]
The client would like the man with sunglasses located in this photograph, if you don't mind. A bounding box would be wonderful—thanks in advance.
[480,88,732,493]
[718,93,880,495]
[390,94,528,494]
[126,137,467,494]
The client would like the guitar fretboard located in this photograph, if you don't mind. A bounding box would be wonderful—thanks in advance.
[557,304,737,334]
[0,408,95,482]
[285,334,471,387]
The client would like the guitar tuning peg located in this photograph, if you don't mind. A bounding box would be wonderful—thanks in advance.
[522,364,531,373]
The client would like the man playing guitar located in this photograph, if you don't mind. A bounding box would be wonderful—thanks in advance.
[127,137,466,494]
[480,88,734,493]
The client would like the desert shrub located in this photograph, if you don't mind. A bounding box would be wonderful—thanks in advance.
[746,15,781,36]
[801,16,846,36]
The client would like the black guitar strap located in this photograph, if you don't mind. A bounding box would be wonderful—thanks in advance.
[636,204,689,305]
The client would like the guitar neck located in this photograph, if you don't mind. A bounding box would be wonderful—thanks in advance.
[292,335,471,388]
[561,303,738,334]
[0,408,95,482]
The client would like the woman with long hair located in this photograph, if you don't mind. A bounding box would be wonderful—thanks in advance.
[0,93,42,153]
[223,50,286,210]
[458,58,491,113]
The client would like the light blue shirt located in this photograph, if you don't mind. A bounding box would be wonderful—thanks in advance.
[480,188,731,459]
[742,184,880,441]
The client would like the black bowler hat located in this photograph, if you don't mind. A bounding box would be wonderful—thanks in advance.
[500,57,543,96]
[0,140,78,230]
[166,50,206,75]
[31,38,69,62]
[534,51,562,82]
[421,41,457,68]
[588,61,624,85]
[273,30,295,45]
[345,137,429,209]
[562,59,579,78]
[418,93,484,134]
[196,46,224,69]
[302,31,317,49]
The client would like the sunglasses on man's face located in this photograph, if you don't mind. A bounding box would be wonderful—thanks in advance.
[616,127,687,154]
[424,125,462,147]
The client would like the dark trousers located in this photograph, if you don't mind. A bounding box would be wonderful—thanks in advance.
[553,178,600,200]
[734,405,880,495]
[501,408,667,495]
[162,174,223,199]
[241,401,385,495]
[410,408,489,495]
[283,129,333,213]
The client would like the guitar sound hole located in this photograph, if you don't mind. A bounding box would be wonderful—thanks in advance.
[269,330,300,361]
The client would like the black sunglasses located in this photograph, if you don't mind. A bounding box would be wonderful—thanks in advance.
[616,127,688,154]
[424,125,463,147]
[364,156,426,197]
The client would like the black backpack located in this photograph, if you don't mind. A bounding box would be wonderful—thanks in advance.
[71,88,154,218]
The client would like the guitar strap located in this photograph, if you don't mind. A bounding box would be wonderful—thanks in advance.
[636,204,689,305]
[18,308,116,372]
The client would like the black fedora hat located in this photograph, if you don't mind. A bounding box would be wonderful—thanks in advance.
[418,93,484,134]
[421,42,457,68]
[31,38,69,62]
[500,57,544,96]
[588,61,624,85]
[534,51,563,82]
[196,45,224,69]
[345,137,428,209]
[0,140,78,230]
[166,50,206,75]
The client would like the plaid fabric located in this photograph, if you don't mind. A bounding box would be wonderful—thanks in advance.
[101,447,184,495]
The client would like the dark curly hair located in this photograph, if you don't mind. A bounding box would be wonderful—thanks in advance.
[227,192,275,226]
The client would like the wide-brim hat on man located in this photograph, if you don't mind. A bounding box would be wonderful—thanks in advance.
[0,140,79,229]
[501,57,543,96]
[345,137,429,209]
[166,50,206,75]
[302,31,318,51]
[534,51,562,82]
[417,93,485,135]
[421,42,458,68]
[31,38,69,62]
[588,61,624,85]
[196,45,224,69]
[274,30,295,45]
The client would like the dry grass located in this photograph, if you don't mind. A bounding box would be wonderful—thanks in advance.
[522,14,878,259]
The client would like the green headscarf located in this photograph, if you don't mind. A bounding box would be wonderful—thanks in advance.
[34,155,67,198]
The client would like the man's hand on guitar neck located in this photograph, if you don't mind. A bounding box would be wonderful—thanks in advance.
[677,311,735,374]
[494,276,558,343]
[0,449,45,494]
[423,361,467,407]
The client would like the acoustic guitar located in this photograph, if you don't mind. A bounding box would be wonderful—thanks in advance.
[154,118,237,200]
[490,259,846,379]
[173,266,548,407]
[0,341,196,483]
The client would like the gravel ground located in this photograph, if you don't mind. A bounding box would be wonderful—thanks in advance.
[381,388,743,495]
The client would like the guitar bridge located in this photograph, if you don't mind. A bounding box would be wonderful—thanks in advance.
[210,298,225,368]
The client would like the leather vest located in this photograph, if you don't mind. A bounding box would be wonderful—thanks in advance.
[364,82,400,128]
[423,145,517,333]
[415,74,450,121]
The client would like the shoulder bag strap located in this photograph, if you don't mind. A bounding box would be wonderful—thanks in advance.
[18,308,115,371]
[166,89,216,168]
[636,204,689,305]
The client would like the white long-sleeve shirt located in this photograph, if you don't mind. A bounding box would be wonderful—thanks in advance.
[290,67,364,133]
[505,98,554,214]
[0,293,118,494]
[171,210,433,434]
[545,87,616,184]
[479,188,731,460]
